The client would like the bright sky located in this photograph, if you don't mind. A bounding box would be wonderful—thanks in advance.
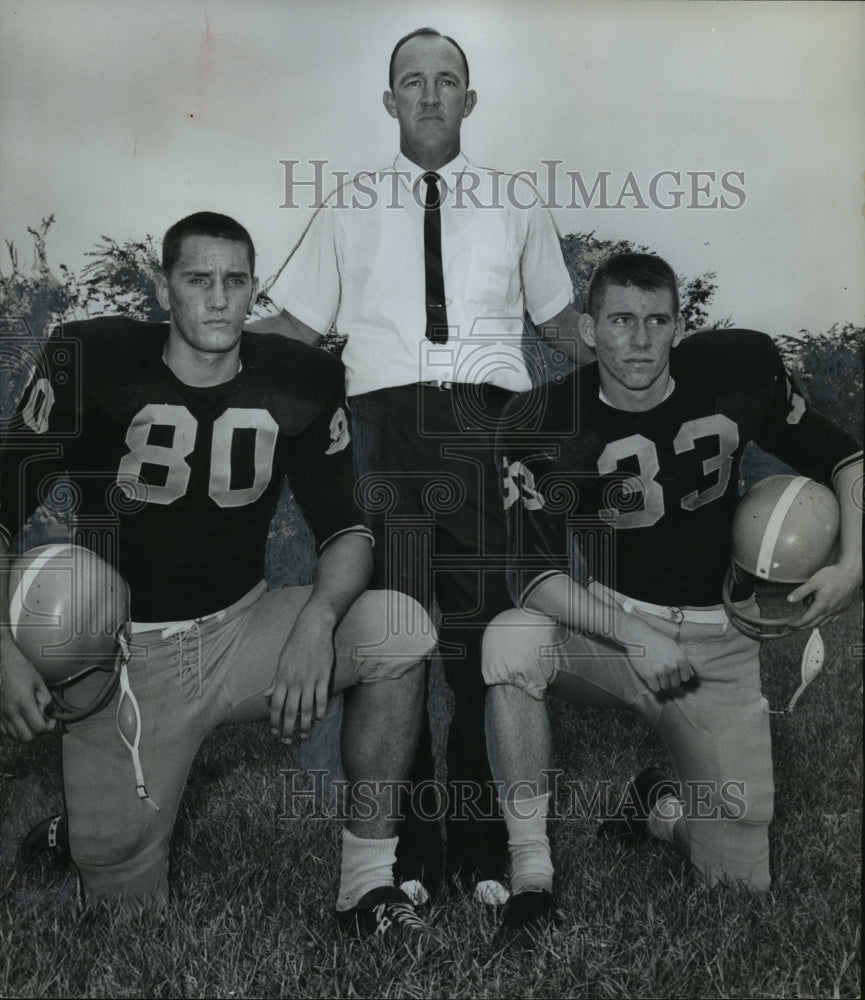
[1,0,863,338]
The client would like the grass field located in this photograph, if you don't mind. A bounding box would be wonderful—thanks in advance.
[0,596,861,999]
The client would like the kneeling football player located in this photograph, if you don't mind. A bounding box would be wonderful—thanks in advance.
[0,212,439,944]
[484,252,862,942]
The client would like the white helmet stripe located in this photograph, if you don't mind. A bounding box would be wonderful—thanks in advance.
[755,476,809,578]
[8,543,71,640]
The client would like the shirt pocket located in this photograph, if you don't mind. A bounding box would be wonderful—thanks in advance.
[465,252,518,311]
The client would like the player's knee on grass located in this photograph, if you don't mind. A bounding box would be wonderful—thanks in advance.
[66,776,173,911]
[349,589,436,683]
[74,835,170,911]
[685,819,772,891]
[63,709,175,910]
[482,608,559,699]
[679,710,774,890]
[688,783,773,891]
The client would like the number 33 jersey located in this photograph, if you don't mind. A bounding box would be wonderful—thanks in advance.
[499,329,861,609]
[0,318,369,621]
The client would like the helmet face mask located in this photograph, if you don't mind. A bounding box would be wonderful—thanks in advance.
[723,476,840,641]
[43,661,124,724]
[722,563,806,640]
[8,543,130,723]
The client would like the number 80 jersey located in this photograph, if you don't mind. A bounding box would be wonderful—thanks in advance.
[0,318,368,621]
[499,329,861,609]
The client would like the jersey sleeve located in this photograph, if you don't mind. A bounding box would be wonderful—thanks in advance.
[283,391,372,555]
[751,336,862,483]
[0,333,76,548]
[267,197,342,336]
[498,429,587,609]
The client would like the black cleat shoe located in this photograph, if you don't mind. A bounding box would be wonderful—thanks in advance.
[19,813,71,868]
[337,886,443,950]
[494,888,560,947]
[598,766,678,847]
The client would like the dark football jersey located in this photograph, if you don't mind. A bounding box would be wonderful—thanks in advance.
[0,317,369,621]
[499,329,861,608]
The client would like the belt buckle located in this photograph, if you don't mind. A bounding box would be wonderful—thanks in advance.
[667,607,685,624]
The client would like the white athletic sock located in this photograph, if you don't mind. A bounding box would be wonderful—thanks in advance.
[502,791,554,894]
[646,793,684,844]
[335,829,397,912]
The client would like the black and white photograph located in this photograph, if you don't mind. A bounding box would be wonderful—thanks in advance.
[1,1,862,997]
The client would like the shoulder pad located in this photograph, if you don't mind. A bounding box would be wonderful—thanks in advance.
[46,317,166,389]
[240,332,345,402]
[673,328,779,389]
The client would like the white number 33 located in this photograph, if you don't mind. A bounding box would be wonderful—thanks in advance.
[598,415,739,528]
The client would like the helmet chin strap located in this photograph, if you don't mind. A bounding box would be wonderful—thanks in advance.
[115,629,160,812]
[771,627,825,714]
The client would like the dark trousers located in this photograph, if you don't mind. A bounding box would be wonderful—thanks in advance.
[349,383,511,886]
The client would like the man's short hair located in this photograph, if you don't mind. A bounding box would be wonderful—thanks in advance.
[162,212,255,275]
[388,27,470,90]
[586,253,679,319]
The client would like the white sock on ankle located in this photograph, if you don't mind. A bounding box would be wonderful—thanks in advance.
[646,793,683,844]
[502,791,554,894]
[336,828,397,912]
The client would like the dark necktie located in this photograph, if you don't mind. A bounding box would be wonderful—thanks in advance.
[422,172,448,343]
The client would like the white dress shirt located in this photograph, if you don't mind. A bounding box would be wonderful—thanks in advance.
[268,152,573,396]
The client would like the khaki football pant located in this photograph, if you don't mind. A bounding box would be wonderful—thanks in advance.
[483,594,773,889]
[62,582,431,908]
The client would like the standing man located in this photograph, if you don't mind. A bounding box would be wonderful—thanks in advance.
[483,253,862,941]
[262,28,584,901]
[0,212,439,943]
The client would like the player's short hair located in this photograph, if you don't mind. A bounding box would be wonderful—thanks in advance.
[586,253,679,319]
[162,212,255,276]
[388,27,470,90]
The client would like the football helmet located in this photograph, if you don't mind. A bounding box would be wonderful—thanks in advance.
[722,475,840,639]
[8,543,130,722]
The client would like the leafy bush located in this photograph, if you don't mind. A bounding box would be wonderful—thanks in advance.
[559,231,728,331]
[776,324,863,442]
